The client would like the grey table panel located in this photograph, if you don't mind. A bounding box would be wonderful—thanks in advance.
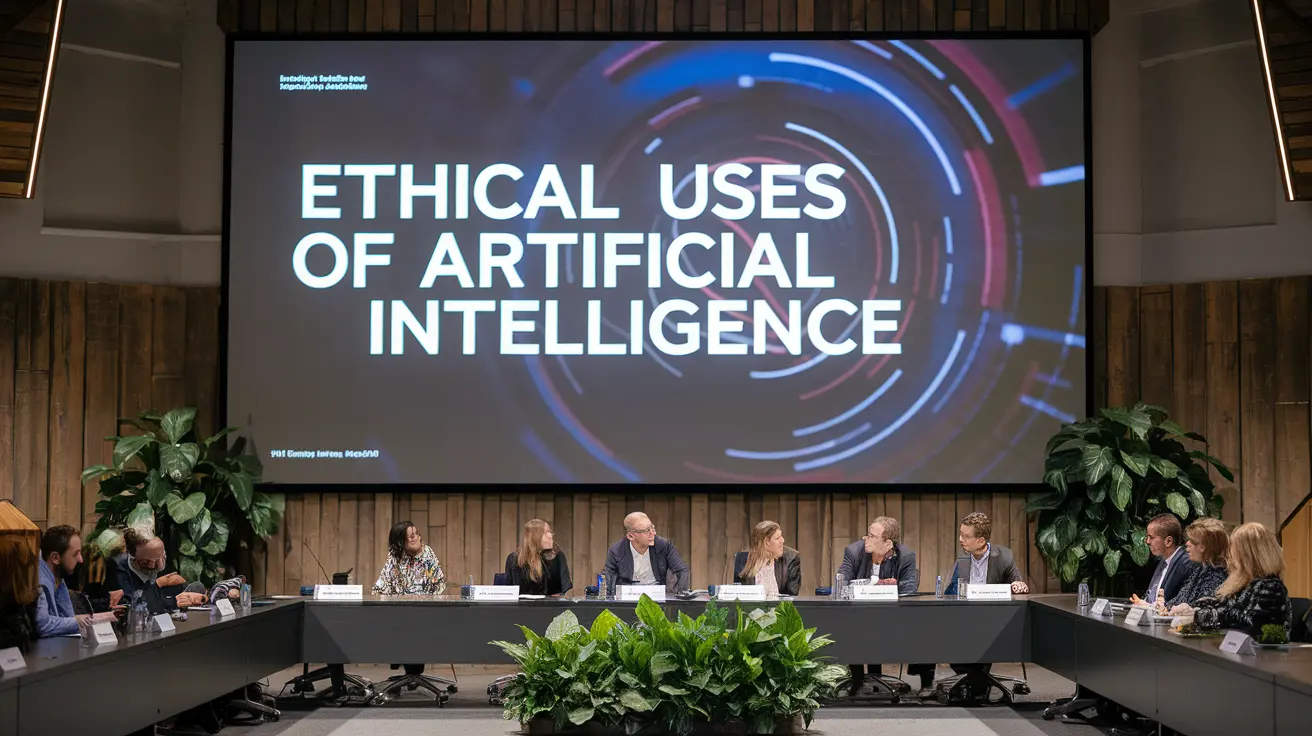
[1,685,15,736]
[1073,619,1160,719]
[1156,645,1273,736]
[1277,685,1312,733]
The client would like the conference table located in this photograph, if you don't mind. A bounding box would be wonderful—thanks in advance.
[3,594,1310,736]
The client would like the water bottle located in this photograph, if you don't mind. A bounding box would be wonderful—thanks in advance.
[128,591,150,634]
[935,575,943,599]
[1077,582,1090,608]
[241,583,252,611]
[834,572,846,600]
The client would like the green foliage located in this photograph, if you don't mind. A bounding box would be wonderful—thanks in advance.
[82,407,283,586]
[490,596,848,735]
[1031,403,1232,595]
[1259,624,1289,645]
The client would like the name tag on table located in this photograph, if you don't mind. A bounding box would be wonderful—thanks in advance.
[1123,605,1153,626]
[92,621,119,646]
[0,646,26,673]
[618,585,667,602]
[152,613,176,633]
[470,585,520,602]
[966,584,1012,601]
[849,584,899,602]
[1090,598,1111,616]
[313,584,364,601]
[1219,631,1257,655]
[215,598,237,617]
[715,585,765,602]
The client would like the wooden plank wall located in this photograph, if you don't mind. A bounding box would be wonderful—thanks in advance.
[216,0,1110,36]
[2,276,1310,597]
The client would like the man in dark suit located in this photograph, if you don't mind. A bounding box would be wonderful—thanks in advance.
[1132,513,1198,608]
[836,517,935,695]
[603,512,691,595]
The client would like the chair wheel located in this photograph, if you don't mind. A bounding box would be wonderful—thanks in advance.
[269,714,280,723]
[447,685,459,694]
[369,695,389,706]
[1042,710,1056,721]
[1013,683,1031,696]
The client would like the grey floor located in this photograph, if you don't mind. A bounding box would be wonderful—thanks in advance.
[223,664,1116,736]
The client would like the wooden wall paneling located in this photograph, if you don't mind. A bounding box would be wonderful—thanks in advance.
[348,0,365,31]
[47,282,84,529]
[1171,283,1207,456]
[150,287,187,419]
[1105,286,1139,408]
[1285,503,1312,598]
[0,280,15,503]
[282,495,302,593]
[1091,284,1107,412]
[297,0,316,30]
[302,492,322,585]
[1205,281,1242,522]
[1274,277,1311,529]
[1240,279,1278,531]
[1137,286,1173,412]
[118,285,152,427]
[12,282,48,522]
[81,284,118,526]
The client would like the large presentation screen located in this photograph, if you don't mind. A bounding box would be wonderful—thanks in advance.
[226,36,1088,486]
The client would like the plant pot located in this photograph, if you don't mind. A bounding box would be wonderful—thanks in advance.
[523,714,806,735]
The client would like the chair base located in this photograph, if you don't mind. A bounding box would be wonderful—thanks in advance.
[369,674,455,706]
[934,671,1029,706]
[488,674,518,706]
[225,687,282,724]
[284,665,376,703]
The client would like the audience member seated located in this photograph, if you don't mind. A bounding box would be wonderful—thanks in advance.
[836,517,932,695]
[1175,522,1291,639]
[1163,517,1228,612]
[603,512,691,595]
[356,520,446,693]
[732,520,801,597]
[1131,513,1197,608]
[109,525,207,611]
[504,518,572,596]
[36,525,114,638]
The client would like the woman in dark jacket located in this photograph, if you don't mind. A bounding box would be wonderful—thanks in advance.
[504,519,572,596]
[1165,517,1229,611]
[733,520,802,597]
[1176,522,1291,639]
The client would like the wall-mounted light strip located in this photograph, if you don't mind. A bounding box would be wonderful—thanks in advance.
[1251,0,1296,202]
[24,0,67,199]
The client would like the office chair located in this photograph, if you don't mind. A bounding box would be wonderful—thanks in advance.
[370,664,457,706]
[223,682,281,723]
[1290,597,1311,643]
[845,665,913,703]
[283,663,376,703]
[932,664,1031,706]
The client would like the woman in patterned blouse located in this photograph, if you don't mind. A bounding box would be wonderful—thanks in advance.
[1175,522,1290,638]
[373,521,446,595]
[1163,517,1229,612]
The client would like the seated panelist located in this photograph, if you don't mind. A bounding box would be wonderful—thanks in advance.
[37,525,115,638]
[943,512,1029,596]
[1162,517,1228,613]
[1131,513,1198,608]
[732,521,801,597]
[1173,522,1291,639]
[504,519,573,596]
[109,525,207,611]
[603,512,691,595]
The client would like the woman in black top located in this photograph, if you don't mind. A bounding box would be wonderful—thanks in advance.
[504,519,573,596]
[1176,522,1291,639]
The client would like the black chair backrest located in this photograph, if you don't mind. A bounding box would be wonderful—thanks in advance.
[1291,597,1312,643]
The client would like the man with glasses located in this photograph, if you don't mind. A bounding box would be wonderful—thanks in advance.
[108,525,207,611]
[602,512,691,596]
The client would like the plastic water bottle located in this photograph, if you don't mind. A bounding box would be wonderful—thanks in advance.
[834,573,846,600]
[241,583,252,611]
[1077,582,1090,608]
[128,591,150,634]
[935,575,943,599]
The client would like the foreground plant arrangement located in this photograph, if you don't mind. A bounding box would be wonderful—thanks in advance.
[491,596,848,735]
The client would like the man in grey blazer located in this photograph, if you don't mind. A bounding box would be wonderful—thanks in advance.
[602,512,691,595]
[835,517,936,695]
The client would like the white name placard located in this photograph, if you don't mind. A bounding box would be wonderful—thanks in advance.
[470,585,520,602]
[0,646,26,673]
[92,621,118,646]
[1219,631,1257,655]
[214,598,237,617]
[965,584,1012,601]
[1124,605,1152,626]
[850,584,899,602]
[1090,598,1110,616]
[716,585,765,602]
[618,585,667,602]
[313,584,364,601]
[151,613,176,633]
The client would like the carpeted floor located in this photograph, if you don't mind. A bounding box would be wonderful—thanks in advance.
[221,664,1116,736]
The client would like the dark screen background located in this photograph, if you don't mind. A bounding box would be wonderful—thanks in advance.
[227,38,1088,485]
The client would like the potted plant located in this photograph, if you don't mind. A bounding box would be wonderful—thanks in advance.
[491,596,848,735]
[81,407,283,586]
[1028,402,1233,596]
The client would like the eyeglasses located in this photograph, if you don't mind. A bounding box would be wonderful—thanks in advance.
[628,526,656,535]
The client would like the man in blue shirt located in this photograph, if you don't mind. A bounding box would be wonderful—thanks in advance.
[37,525,113,637]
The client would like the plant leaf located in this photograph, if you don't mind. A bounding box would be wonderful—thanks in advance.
[228,472,254,511]
[1054,515,1078,549]
[1165,492,1190,519]
[203,427,235,447]
[145,470,173,506]
[619,690,656,712]
[546,610,582,641]
[590,609,623,641]
[1026,490,1065,512]
[1108,465,1132,510]
[126,502,154,529]
[1080,444,1115,486]
[160,407,197,444]
[1151,457,1181,479]
[1101,406,1152,440]
[160,443,201,482]
[1103,549,1122,577]
[178,554,203,583]
[1050,437,1086,455]
[81,464,112,483]
[1157,420,1187,438]
[1129,528,1151,567]
[189,508,212,543]
[113,435,152,469]
[1041,469,1068,493]
[166,491,206,524]
[1121,451,1151,477]
[1086,481,1107,504]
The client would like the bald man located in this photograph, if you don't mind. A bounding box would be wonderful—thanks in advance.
[602,512,691,595]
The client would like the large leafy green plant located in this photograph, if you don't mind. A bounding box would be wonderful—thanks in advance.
[82,407,284,586]
[1029,403,1232,595]
[491,596,848,735]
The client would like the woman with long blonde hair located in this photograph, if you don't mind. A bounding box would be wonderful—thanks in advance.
[504,519,573,596]
[1180,522,1290,638]
[732,520,801,597]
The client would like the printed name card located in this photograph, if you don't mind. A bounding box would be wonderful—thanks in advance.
[0,646,26,673]
[1123,605,1152,626]
[965,584,1012,601]
[152,613,176,633]
[1219,631,1257,655]
[215,598,237,617]
[618,585,667,602]
[849,584,899,602]
[92,621,119,646]
[470,585,520,602]
[715,585,765,602]
[313,584,364,601]
[1089,598,1110,616]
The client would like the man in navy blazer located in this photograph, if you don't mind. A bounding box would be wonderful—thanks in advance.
[603,512,691,595]
[1133,513,1199,608]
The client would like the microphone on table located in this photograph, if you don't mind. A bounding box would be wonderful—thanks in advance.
[304,540,331,583]
[301,541,352,592]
